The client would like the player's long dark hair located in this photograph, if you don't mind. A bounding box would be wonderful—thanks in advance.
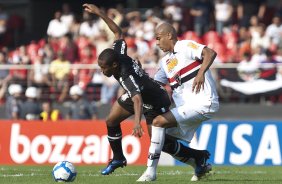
[98,48,119,65]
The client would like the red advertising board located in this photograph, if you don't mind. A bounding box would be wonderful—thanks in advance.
[0,120,150,165]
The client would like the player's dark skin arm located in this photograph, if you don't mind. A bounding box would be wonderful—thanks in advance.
[131,94,144,137]
[83,3,122,40]
[192,47,217,94]
[84,3,144,138]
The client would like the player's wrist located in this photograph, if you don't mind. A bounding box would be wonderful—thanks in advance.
[197,69,205,75]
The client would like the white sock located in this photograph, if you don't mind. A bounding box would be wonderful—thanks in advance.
[145,126,165,175]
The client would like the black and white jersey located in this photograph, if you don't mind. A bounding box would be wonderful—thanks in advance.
[113,39,171,110]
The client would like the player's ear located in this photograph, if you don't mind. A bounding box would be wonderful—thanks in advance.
[167,32,173,40]
[112,62,118,68]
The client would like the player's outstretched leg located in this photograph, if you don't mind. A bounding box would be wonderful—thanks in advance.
[162,135,212,181]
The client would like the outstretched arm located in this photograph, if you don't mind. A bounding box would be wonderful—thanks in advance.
[83,3,122,40]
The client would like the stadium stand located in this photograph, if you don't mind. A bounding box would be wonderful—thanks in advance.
[0,0,282,119]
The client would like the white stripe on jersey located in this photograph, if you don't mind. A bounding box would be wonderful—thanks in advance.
[120,79,131,97]
[129,75,140,92]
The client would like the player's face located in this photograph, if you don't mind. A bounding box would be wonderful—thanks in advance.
[155,32,171,52]
[98,59,116,77]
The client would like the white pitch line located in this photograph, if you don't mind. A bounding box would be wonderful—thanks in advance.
[0,173,48,177]
[0,170,270,178]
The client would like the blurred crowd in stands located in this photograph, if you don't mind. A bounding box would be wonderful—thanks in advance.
[0,0,282,120]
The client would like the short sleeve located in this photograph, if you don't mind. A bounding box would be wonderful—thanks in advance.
[181,40,206,60]
[154,65,168,85]
[113,39,127,55]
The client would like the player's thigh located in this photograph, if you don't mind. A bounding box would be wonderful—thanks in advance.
[166,106,209,142]
[171,105,210,127]
[152,111,178,128]
[106,100,132,127]
[144,108,171,135]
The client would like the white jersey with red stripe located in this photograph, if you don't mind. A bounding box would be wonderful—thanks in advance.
[155,40,218,112]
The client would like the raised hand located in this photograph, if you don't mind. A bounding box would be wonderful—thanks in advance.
[82,3,100,15]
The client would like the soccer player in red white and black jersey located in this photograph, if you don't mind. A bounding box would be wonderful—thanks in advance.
[83,4,171,175]
[138,23,219,181]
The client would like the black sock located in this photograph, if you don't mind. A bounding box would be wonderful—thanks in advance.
[107,126,125,160]
[163,135,202,163]
[175,142,202,162]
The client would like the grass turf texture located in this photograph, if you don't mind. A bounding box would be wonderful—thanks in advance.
[1,165,282,184]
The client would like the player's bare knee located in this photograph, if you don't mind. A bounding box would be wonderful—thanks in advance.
[152,116,165,127]
[105,118,115,127]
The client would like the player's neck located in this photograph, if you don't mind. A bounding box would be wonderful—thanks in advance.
[113,65,120,78]
[169,40,177,54]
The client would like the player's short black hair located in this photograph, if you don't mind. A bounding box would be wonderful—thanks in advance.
[98,48,119,66]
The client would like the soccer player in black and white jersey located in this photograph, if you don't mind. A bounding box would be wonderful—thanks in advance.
[83,4,171,175]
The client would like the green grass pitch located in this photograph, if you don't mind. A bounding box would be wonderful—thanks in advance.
[1,165,282,184]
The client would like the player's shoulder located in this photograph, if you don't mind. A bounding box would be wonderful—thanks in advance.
[119,57,134,74]
[175,40,191,47]
[113,39,126,46]
[175,40,203,51]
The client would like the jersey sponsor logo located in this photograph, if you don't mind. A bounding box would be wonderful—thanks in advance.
[166,58,178,72]
[187,42,199,50]
[142,103,153,109]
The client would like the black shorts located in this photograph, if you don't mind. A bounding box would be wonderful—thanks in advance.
[117,95,169,125]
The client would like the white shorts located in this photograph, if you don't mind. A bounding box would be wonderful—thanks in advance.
[166,102,219,142]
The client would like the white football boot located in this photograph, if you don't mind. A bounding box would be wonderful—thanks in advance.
[136,172,156,182]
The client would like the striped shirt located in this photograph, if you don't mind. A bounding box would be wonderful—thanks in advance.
[155,40,218,107]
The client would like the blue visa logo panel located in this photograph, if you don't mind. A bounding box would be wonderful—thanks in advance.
[175,121,282,166]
